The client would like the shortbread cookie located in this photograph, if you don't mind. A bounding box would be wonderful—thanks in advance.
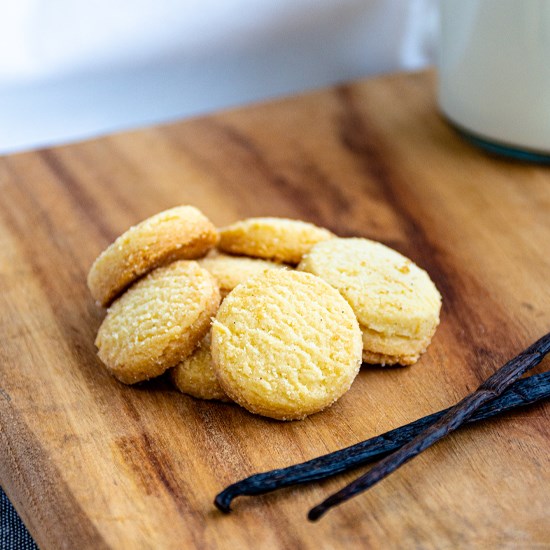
[298,238,441,366]
[218,217,334,264]
[360,325,434,366]
[95,261,220,384]
[198,252,287,298]
[211,270,362,420]
[171,333,229,401]
[88,206,218,306]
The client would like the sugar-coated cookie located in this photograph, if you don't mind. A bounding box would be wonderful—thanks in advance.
[298,238,441,366]
[88,206,218,306]
[95,261,220,384]
[218,217,334,264]
[211,270,362,420]
[198,252,287,298]
[171,333,229,401]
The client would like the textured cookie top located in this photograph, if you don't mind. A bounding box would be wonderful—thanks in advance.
[88,206,218,306]
[198,252,287,297]
[218,217,334,264]
[211,270,362,420]
[298,238,441,338]
[95,261,220,384]
[171,333,229,401]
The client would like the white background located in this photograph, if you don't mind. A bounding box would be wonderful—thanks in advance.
[0,0,437,154]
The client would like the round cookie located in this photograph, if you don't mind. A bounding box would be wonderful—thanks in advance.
[95,261,220,384]
[298,238,441,366]
[218,217,334,264]
[360,326,434,366]
[171,333,230,401]
[211,270,362,420]
[198,252,287,298]
[88,206,218,306]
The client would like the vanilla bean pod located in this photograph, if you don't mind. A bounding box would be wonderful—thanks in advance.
[215,369,550,513]
[308,331,550,521]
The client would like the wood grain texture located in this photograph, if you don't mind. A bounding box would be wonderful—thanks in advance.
[0,71,549,549]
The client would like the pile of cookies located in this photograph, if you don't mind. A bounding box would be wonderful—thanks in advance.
[88,206,441,420]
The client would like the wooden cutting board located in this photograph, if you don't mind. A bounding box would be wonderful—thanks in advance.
[1,71,549,549]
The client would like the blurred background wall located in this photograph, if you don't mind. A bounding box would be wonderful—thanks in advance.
[0,0,437,153]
